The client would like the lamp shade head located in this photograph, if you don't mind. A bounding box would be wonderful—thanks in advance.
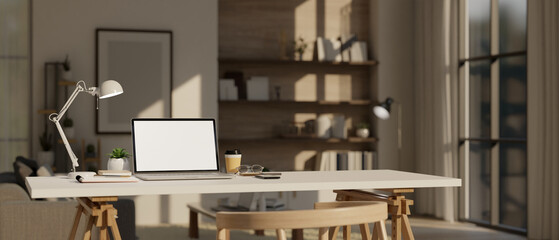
[99,80,123,99]
[373,97,394,120]
[374,106,390,120]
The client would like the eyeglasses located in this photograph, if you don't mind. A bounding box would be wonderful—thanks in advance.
[237,164,264,175]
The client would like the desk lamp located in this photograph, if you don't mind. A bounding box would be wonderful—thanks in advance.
[48,80,123,179]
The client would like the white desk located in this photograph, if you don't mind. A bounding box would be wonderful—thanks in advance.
[26,170,460,198]
[26,170,461,240]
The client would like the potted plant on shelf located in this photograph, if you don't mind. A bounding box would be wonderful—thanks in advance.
[62,117,74,138]
[355,122,370,138]
[37,131,54,167]
[107,147,131,171]
[61,54,72,80]
[293,37,308,61]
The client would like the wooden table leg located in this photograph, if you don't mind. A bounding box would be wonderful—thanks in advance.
[73,196,120,240]
[334,189,415,240]
[189,210,199,238]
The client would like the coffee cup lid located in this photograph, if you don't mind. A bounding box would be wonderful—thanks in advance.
[225,149,241,154]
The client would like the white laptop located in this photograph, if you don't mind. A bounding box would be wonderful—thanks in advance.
[131,118,234,181]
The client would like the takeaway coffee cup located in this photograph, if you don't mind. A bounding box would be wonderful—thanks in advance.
[225,149,242,173]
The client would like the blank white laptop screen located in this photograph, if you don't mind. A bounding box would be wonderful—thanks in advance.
[132,119,219,172]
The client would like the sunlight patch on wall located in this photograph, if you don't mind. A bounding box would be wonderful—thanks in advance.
[324,74,352,101]
[295,0,316,60]
[138,99,165,117]
[295,74,317,101]
[173,74,202,117]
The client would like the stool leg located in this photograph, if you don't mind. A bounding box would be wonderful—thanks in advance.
[358,223,370,240]
[343,225,351,240]
[189,210,200,238]
[319,227,329,240]
[276,229,287,240]
[329,226,340,240]
[378,220,388,240]
[292,229,304,240]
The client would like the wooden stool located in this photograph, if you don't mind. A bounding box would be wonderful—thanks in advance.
[187,203,303,240]
[70,196,121,240]
[334,189,415,240]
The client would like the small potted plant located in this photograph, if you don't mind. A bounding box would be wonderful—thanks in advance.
[61,54,72,80]
[293,37,308,61]
[355,122,370,138]
[37,131,54,166]
[107,147,131,171]
[63,117,74,138]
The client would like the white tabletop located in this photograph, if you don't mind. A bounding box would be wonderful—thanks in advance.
[26,170,461,199]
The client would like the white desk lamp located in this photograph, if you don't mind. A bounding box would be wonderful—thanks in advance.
[48,80,123,179]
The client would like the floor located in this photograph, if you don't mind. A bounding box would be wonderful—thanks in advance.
[136,217,526,240]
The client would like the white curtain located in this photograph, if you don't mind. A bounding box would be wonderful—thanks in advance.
[0,0,30,172]
[413,0,460,221]
[527,1,559,239]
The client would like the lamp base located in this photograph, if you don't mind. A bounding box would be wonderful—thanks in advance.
[68,171,96,180]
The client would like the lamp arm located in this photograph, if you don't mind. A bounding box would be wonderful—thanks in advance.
[48,80,96,172]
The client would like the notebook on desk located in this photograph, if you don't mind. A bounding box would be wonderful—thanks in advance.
[131,118,233,181]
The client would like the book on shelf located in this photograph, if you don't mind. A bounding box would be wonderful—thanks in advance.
[316,150,375,171]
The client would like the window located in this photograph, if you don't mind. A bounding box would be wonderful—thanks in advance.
[459,0,527,233]
[0,0,31,172]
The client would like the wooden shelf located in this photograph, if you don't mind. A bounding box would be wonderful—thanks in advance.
[219,100,372,106]
[58,80,77,86]
[38,109,56,114]
[219,137,377,143]
[58,138,77,144]
[219,58,378,66]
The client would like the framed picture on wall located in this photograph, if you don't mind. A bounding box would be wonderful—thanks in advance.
[96,28,173,134]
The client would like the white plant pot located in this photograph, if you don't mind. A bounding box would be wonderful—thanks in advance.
[37,151,55,167]
[64,127,75,138]
[356,128,370,138]
[107,158,129,171]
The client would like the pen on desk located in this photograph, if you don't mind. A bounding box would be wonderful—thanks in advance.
[76,175,84,183]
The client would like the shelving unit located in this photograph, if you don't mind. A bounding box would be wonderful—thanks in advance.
[218,0,376,171]
[218,59,377,171]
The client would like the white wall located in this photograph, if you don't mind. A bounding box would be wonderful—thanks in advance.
[372,0,416,172]
[32,0,218,225]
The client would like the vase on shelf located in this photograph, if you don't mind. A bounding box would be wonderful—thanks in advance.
[356,128,370,138]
